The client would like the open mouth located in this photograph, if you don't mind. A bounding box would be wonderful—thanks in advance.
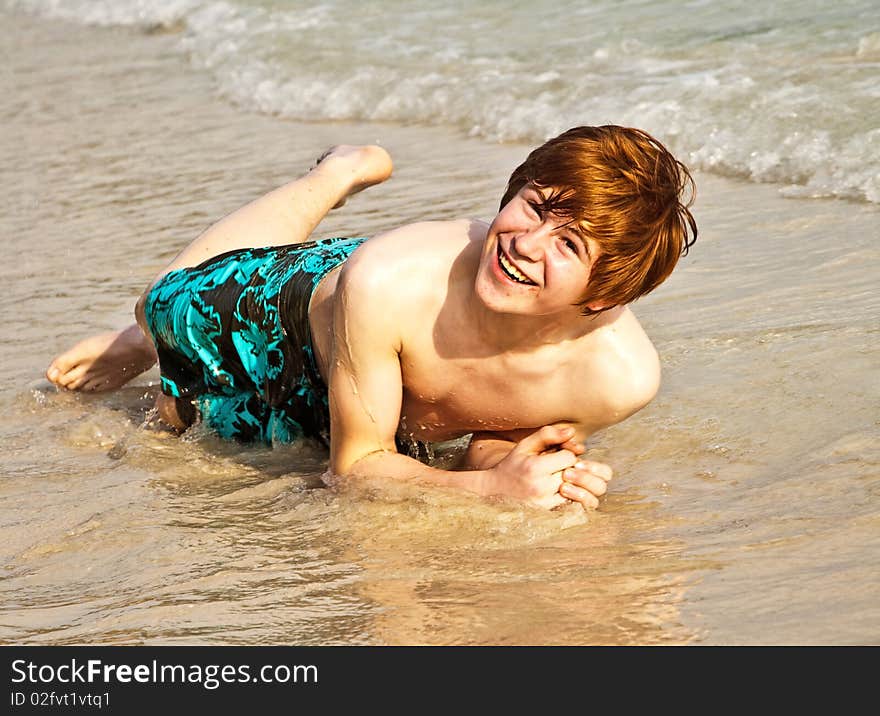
[497,244,536,285]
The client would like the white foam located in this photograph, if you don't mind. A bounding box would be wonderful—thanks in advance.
[6,0,879,203]
[857,32,880,59]
[5,0,201,28]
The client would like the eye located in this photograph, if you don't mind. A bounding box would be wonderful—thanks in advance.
[561,237,579,253]
[525,200,543,218]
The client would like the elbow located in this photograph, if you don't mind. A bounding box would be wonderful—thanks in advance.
[640,368,661,409]
[628,369,660,416]
[629,350,661,411]
[330,446,394,479]
[606,364,660,426]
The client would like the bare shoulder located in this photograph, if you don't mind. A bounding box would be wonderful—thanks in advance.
[572,307,661,429]
[358,218,483,258]
[339,218,484,298]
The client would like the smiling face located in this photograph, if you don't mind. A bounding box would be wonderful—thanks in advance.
[475,185,604,317]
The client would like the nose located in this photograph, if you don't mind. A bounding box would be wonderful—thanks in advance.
[511,221,555,261]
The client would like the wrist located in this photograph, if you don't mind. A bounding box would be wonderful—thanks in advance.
[340,449,495,498]
[431,466,495,498]
[471,468,496,498]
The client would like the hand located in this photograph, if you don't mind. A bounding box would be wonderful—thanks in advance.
[484,425,583,509]
[559,460,613,510]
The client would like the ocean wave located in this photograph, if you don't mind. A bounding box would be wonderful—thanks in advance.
[6,0,879,203]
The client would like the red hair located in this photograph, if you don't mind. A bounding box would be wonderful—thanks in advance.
[500,126,697,313]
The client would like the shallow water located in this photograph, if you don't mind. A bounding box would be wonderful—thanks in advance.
[1,11,878,645]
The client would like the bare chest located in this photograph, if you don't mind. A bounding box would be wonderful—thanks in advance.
[398,349,578,442]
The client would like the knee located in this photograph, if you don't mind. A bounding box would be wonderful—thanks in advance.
[135,289,150,334]
[156,393,195,432]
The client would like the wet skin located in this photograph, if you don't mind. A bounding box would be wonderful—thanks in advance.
[310,189,659,507]
[47,147,657,509]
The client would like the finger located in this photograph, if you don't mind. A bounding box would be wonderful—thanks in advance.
[515,425,576,455]
[533,448,579,475]
[562,468,607,497]
[558,439,586,456]
[534,492,571,510]
[574,460,613,481]
[559,482,600,509]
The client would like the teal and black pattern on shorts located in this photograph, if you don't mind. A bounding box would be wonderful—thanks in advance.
[143,236,367,444]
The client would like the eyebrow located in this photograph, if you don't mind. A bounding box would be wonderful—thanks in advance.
[526,185,592,249]
[556,216,590,242]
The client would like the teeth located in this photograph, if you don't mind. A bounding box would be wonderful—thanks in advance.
[499,250,532,284]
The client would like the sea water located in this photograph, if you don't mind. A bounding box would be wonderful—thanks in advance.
[7,0,879,203]
[0,2,878,645]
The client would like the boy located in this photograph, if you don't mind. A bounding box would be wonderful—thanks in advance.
[47,126,697,511]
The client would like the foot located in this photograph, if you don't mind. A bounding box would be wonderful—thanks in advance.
[46,324,158,392]
[313,144,393,209]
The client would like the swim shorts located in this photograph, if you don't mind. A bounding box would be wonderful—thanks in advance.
[143,236,367,445]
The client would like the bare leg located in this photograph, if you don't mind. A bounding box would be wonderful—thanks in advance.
[46,144,393,394]
[147,144,393,287]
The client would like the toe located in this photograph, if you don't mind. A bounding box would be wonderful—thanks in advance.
[47,354,76,383]
[59,363,89,389]
[314,146,338,167]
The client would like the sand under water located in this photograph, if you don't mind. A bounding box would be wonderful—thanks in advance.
[1,11,878,645]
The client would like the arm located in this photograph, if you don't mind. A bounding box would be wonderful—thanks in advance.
[326,254,580,509]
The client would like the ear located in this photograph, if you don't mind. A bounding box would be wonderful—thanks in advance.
[583,299,614,312]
